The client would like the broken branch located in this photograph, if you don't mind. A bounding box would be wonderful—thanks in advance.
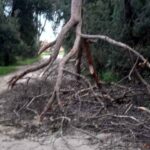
[80,33,150,69]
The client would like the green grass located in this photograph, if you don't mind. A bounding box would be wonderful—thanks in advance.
[15,56,40,65]
[0,56,39,76]
[0,66,17,76]
[41,50,64,58]
[41,51,51,56]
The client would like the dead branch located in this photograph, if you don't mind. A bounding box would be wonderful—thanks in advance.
[136,106,150,114]
[8,0,83,88]
[135,69,150,94]
[63,69,105,106]
[55,22,82,97]
[38,40,56,55]
[82,39,101,87]
[3,1,150,148]
[128,57,139,80]
[49,0,82,61]
[26,93,48,115]
[75,44,83,80]
[8,58,52,87]
[123,103,133,114]
[37,0,83,121]
[80,33,150,69]
[39,22,82,122]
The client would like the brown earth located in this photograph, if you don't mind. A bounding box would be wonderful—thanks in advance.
[0,59,149,150]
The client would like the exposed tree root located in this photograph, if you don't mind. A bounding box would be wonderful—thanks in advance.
[8,0,150,122]
[39,21,82,121]
[38,40,56,55]
[80,33,150,69]
[82,39,101,87]
[9,0,82,88]
[75,44,83,80]
[135,69,150,95]
[8,58,52,88]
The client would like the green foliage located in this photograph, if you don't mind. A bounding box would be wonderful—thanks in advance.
[59,0,150,78]
[0,0,56,66]
[1,0,150,79]
[101,70,119,83]
[11,0,54,46]
[0,12,23,65]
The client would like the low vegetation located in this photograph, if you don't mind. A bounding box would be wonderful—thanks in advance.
[0,66,17,76]
[15,57,39,66]
[0,57,39,76]
[101,70,119,83]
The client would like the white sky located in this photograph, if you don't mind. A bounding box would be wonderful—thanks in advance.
[40,15,63,42]
[4,6,60,42]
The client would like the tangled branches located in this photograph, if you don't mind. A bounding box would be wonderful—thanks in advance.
[1,70,150,149]
[8,0,150,123]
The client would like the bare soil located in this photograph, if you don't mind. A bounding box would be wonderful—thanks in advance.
[0,61,150,150]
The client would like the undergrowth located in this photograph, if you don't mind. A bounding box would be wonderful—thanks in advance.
[101,70,119,83]
[0,57,39,76]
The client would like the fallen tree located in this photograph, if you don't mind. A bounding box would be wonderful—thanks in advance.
[8,0,150,122]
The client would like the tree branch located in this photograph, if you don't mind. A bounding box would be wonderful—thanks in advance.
[38,0,83,121]
[8,0,83,88]
[80,33,150,69]
[38,40,56,55]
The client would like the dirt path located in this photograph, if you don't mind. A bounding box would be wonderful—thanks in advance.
[0,67,24,94]
[0,65,41,94]
[0,54,63,94]
[0,126,96,150]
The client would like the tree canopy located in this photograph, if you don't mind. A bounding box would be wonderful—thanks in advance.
[0,0,55,65]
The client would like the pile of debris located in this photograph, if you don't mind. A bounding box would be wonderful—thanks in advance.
[0,72,150,149]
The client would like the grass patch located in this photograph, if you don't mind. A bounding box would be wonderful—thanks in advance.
[0,56,39,76]
[41,50,64,58]
[15,57,40,66]
[0,66,17,76]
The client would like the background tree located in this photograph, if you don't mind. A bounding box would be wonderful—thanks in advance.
[10,0,54,57]
[0,0,55,65]
[0,0,23,66]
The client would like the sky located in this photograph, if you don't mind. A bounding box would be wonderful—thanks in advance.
[40,15,63,42]
[4,6,61,43]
